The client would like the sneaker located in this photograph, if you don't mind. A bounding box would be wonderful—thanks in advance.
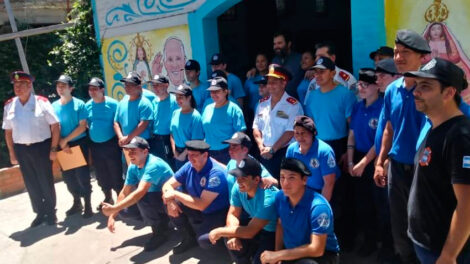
[173,236,197,254]
[144,234,167,251]
[30,215,44,228]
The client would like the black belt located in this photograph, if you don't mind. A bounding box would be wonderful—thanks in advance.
[151,134,170,140]
[15,138,50,146]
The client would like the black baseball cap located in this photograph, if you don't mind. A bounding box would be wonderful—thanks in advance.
[280,158,311,177]
[311,56,335,71]
[253,76,267,85]
[210,70,227,79]
[171,84,192,96]
[404,58,468,92]
[375,58,399,75]
[185,140,210,152]
[359,68,377,84]
[55,74,74,86]
[369,46,394,60]
[10,71,34,83]
[229,157,262,178]
[88,77,105,88]
[223,132,252,149]
[209,53,226,65]
[395,29,431,54]
[185,59,201,71]
[149,74,169,84]
[123,136,150,150]
[120,71,142,85]
[294,116,317,135]
[207,77,229,91]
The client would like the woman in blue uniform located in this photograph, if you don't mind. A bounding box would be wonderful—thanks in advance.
[244,53,269,113]
[169,84,204,170]
[297,50,316,103]
[202,77,246,164]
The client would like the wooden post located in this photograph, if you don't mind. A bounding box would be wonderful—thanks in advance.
[4,0,30,74]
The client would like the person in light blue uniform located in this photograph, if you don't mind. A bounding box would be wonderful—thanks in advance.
[297,50,316,104]
[223,132,277,196]
[85,77,123,210]
[208,157,278,264]
[244,53,269,112]
[147,75,179,168]
[286,116,337,201]
[203,70,245,110]
[52,74,92,218]
[185,59,210,113]
[170,84,205,170]
[114,72,154,146]
[162,140,229,254]
[260,158,340,264]
[210,53,246,107]
[202,77,246,164]
[101,137,173,252]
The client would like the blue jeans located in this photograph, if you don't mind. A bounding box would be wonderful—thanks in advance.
[414,243,470,264]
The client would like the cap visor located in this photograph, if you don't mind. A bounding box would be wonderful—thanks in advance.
[312,65,327,70]
[404,71,438,79]
[122,143,138,149]
[223,139,239,145]
[228,168,246,178]
[207,86,222,91]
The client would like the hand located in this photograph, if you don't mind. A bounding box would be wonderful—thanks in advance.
[304,69,315,81]
[151,52,163,76]
[246,68,256,79]
[62,145,72,154]
[226,238,243,251]
[118,136,130,147]
[436,253,457,264]
[374,164,387,187]
[261,177,278,188]
[49,151,57,161]
[348,162,354,176]
[208,229,221,245]
[260,147,273,160]
[107,216,116,233]
[166,200,182,218]
[260,250,282,264]
[101,202,117,216]
[59,138,68,150]
[162,189,176,202]
[352,160,366,177]
[339,153,348,172]
[9,151,18,165]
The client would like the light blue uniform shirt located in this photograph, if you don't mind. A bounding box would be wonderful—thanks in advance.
[153,94,179,135]
[244,75,263,111]
[52,97,87,142]
[191,81,210,113]
[201,102,246,150]
[305,85,357,141]
[125,154,173,192]
[231,185,279,232]
[85,96,118,143]
[114,95,154,139]
[170,109,204,148]
[296,79,310,105]
[227,73,246,100]
[226,156,272,195]
[142,89,157,102]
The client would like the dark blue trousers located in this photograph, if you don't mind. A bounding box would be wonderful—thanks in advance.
[89,137,123,193]
[119,191,169,228]
[62,137,91,197]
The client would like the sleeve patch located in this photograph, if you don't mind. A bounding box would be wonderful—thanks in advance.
[36,95,49,102]
[339,71,350,81]
[259,96,270,103]
[208,176,221,188]
[286,97,298,105]
[463,156,470,168]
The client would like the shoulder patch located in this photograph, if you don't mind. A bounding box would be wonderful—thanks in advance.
[36,95,49,102]
[4,97,14,105]
[286,97,298,105]
[338,71,350,82]
[259,96,270,103]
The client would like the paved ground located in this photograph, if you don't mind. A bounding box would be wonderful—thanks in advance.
[0,179,382,264]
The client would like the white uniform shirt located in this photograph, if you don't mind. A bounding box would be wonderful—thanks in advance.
[253,92,304,147]
[2,94,59,144]
[304,66,357,104]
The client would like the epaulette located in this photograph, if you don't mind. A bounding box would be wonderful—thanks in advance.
[4,97,14,105]
[259,96,270,103]
[338,71,350,82]
[286,97,298,105]
[36,95,49,102]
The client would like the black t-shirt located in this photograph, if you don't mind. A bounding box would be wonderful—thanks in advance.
[408,115,470,253]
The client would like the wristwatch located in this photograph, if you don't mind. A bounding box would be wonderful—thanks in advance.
[51,146,59,152]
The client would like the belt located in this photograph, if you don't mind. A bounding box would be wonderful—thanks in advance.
[15,138,50,146]
[151,134,170,140]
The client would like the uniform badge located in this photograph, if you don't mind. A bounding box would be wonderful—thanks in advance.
[276,110,289,119]
[368,118,378,129]
[208,176,221,188]
[286,97,298,105]
[15,73,19,80]
[463,156,470,169]
[339,71,350,81]
[419,147,432,166]
[310,158,320,169]
[316,213,330,228]
[327,155,336,168]
[200,176,207,187]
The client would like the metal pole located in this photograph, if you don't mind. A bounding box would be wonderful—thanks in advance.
[4,0,30,74]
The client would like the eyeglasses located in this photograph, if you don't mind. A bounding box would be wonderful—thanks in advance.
[358,82,372,88]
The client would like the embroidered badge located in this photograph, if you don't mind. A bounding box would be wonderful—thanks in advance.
[327,155,336,168]
[208,176,221,188]
[310,158,320,169]
[200,176,207,187]
[419,147,432,166]
[368,118,379,129]
[316,213,330,228]
[339,71,350,81]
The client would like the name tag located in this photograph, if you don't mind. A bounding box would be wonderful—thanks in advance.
[276,110,289,119]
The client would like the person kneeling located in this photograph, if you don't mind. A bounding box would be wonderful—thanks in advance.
[209,157,278,264]
[260,158,340,264]
[101,137,173,251]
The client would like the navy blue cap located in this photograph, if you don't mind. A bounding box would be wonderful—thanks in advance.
[120,71,142,85]
[207,77,228,91]
[359,68,377,84]
[123,136,150,149]
[185,59,200,71]
[209,53,226,65]
[369,46,394,60]
[253,76,267,85]
[185,140,210,152]
[375,58,399,75]
[210,70,227,79]
[280,158,311,176]
[229,157,262,178]
[171,84,192,96]
[395,29,431,54]
[311,56,335,71]
[223,132,252,149]
[266,64,293,81]
[149,74,169,84]
[55,74,74,86]
[87,77,105,88]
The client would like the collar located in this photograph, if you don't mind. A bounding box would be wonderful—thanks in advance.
[194,157,213,176]
[283,187,313,209]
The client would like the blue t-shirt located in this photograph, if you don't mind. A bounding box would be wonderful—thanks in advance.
[153,94,179,135]
[297,79,310,105]
[142,89,157,102]
[231,185,279,232]
[125,154,173,192]
[275,188,339,253]
[174,158,229,214]
[192,81,210,113]
[52,97,87,141]
[244,75,263,111]
[304,85,357,141]
[374,105,387,155]
[350,98,384,153]
[227,73,246,100]
[170,109,204,148]
[114,95,154,139]
[85,96,118,143]
[226,156,273,195]
[201,102,246,150]
[286,140,337,191]
[382,78,425,164]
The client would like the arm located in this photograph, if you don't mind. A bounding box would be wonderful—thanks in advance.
[59,120,87,149]
[127,120,149,141]
[49,123,60,160]
[4,129,17,165]
[347,129,355,175]
[271,131,294,154]
[374,121,393,187]
[226,205,242,227]
[104,185,132,233]
[321,173,335,201]
[211,217,269,242]
[253,128,264,151]
[353,146,376,177]
[263,234,328,263]
[113,122,124,145]
[436,184,470,264]
[101,181,151,216]
[275,219,283,251]
[172,189,219,212]
[170,134,178,157]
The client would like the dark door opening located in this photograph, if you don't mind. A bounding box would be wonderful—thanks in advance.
[217,0,352,82]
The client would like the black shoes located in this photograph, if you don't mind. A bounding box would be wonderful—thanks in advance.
[66,200,83,216]
[30,215,44,228]
[83,195,93,218]
[30,213,56,227]
[173,236,197,254]
[45,214,57,225]
[144,233,167,251]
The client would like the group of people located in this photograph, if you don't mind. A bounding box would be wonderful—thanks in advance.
[3,28,470,264]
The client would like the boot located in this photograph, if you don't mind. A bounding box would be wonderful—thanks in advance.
[82,195,93,218]
[144,225,167,251]
[66,195,83,216]
[173,227,197,254]
[30,214,44,228]
[96,190,113,211]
